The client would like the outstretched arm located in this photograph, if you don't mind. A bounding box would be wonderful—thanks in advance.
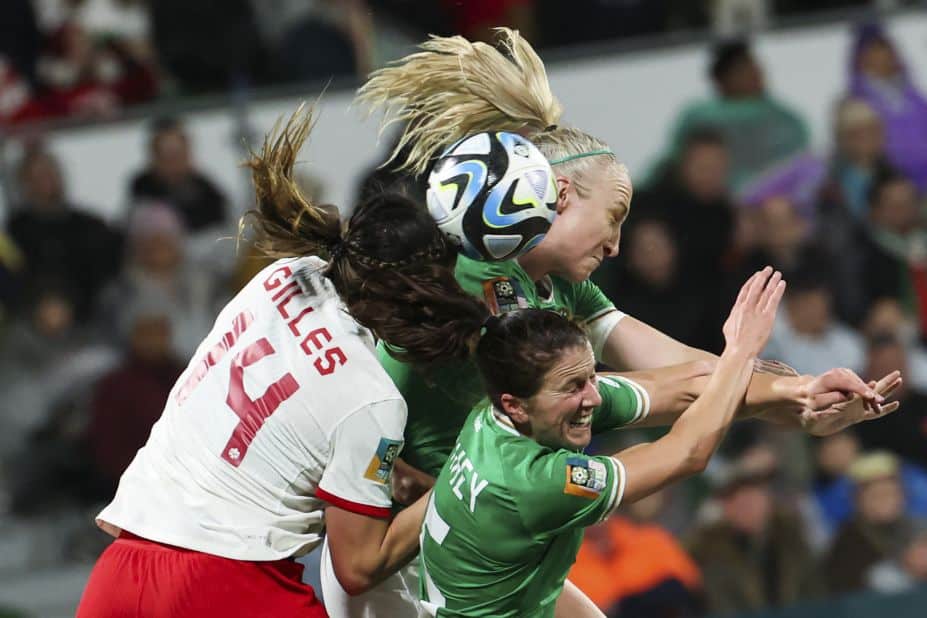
[600,303,885,428]
[614,268,783,504]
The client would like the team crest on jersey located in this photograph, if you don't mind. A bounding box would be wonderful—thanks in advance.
[482,277,528,314]
[564,457,607,499]
[363,437,403,484]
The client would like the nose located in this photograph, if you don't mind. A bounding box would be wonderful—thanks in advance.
[602,240,618,259]
[603,230,621,258]
[583,379,602,407]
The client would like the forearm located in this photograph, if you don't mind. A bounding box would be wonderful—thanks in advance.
[327,490,431,595]
[668,349,755,465]
[602,317,806,418]
[555,580,605,618]
[599,361,712,428]
[615,348,755,504]
[366,490,431,587]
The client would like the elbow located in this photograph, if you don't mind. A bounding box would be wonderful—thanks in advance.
[337,570,376,596]
[680,441,712,476]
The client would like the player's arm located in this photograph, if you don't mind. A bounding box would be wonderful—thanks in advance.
[614,269,781,504]
[598,298,883,425]
[554,580,605,618]
[324,490,431,595]
[316,399,427,595]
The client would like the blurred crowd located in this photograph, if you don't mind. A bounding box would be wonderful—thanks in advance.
[0,0,916,125]
[583,22,927,616]
[2,3,927,618]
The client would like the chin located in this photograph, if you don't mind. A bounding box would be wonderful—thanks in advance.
[563,428,592,450]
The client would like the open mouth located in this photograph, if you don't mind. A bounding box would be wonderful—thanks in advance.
[569,410,593,429]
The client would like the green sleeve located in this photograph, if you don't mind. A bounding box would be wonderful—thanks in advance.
[515,450,625,535]
[591,375,649,434]
[568,279,616,322]
[376,342,486,477]
[454,255,515,299]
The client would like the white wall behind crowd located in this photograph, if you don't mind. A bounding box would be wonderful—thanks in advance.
[9,11,927,223]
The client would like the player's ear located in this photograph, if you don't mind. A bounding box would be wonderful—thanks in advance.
[555,176,570,215]
[499,393,529,424]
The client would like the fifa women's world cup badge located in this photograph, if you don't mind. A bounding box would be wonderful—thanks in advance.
[563,456,607,499]
[482,277,528,314]
[364,438,404,484]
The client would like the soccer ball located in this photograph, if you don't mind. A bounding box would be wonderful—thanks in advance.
[426,131,558,261]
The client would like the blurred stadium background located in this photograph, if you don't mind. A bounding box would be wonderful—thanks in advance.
[2,1,927,616]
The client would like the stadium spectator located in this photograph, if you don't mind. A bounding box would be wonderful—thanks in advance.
[728,196,850,315]
[849,22,927,192]
[251,0,374,83]
[636,129,735,302]
[657,39,810,193]
[568,491,702,618]
[128,117,228,232]
[537,0,706,49]
[0,233,24,329]
[859,168,927,327]
[34,19,158,119]
[442,0,537,44]
[862,298,927,391]
[823,99,891,222]
[825,451,926,594]
[762,265,865,377]
[6,145,123,319]
[0,279,119,513]
[73,0,153,55]
[151,0,268,93]
[813,431,927,543]
[687,457,822,614]
[0,0,41,86]
[97,201,224,361]
[85,294,184,495]
[593,217,718,353]
[853,333,927,470]
[868,523,927,593]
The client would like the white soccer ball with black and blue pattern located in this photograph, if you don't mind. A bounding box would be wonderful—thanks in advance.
[426,131,558,262]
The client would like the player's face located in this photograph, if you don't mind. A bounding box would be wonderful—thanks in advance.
[544,163,632,283]
[524,342,601,451]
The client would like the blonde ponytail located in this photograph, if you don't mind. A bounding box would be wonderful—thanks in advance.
[356,28,562,175]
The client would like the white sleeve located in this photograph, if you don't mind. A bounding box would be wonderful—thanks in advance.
[585,309,626,361]
[316,398,407,519]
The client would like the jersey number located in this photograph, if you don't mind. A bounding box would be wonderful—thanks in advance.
[175,310,300,467]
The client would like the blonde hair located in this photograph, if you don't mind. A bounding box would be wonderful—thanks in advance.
[241,104,490,365]
[356,27,620,196]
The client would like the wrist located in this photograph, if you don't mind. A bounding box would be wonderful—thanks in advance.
[771,374,812,409]
[719,345,757,365]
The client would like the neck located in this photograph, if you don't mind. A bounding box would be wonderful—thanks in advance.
[516,249,551,282]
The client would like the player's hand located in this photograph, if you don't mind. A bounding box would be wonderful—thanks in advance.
[722,267,786,358]
[797,370,903,437]
[390,458,436,506]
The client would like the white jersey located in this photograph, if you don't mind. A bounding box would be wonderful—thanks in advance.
[98,257,406,561]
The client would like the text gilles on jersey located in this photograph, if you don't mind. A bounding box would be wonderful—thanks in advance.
[264,265,348,376]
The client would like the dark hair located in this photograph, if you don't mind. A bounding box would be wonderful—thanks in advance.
[868,166,915,207]
[710,39,751,82]
[475,309,589,410]
[681,127,727,153]
[149,116,186,153]
[243,105,489,365]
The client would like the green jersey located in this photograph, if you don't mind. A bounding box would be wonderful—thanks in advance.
[377,255,623,476]
[418,376,644,617]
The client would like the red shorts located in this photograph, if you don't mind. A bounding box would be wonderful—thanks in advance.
[77,532,327,617]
